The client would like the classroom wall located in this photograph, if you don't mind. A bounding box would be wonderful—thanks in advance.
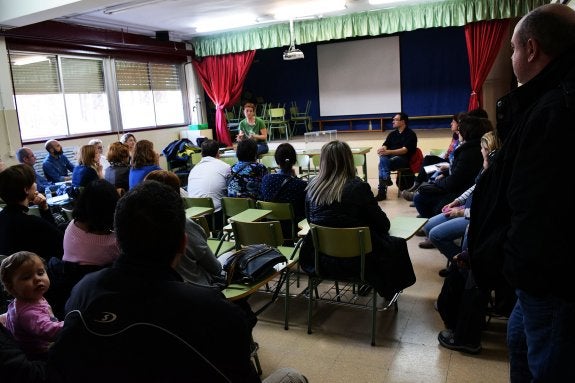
[0,22,513,167]
[241,25,513,132]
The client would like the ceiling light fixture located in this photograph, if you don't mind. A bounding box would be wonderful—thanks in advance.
[103,0,168,15]
[193,13,265,34]
[274,0,346,21]
[368,0,413,5]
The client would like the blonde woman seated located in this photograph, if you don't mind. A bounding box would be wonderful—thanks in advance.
[300,140,415,304]
[71,145,103,187]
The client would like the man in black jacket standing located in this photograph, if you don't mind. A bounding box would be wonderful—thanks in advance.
[468,4,575,382]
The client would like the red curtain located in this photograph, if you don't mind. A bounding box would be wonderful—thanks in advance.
[193,50,256,146]
[464,19,509,110]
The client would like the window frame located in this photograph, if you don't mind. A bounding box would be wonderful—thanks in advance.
[8,49,190,144]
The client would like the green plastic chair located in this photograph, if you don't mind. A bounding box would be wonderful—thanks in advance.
[191,215,234,256]
[255,200,297,244]
[308,224,392,346]
[259,155,278,173]
[183,197,217,237]
[230,220,302,330]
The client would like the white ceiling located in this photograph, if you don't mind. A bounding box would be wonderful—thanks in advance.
[0,0,441,41]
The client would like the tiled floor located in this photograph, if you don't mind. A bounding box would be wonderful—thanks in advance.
[250,131,510,382]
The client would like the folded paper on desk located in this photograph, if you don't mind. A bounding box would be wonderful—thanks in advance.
[424,162,449,174]
[47,193,70,205]
[220,244,287,285]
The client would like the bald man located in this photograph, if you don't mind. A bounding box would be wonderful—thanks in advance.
[467,4,575,382]
[42,139,74,183]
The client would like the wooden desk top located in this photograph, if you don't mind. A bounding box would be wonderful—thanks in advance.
[261,146,371,159]
[228,208,272,223]
[185,206,214,219]
[388,216,428,240]
[297,147,372,156]
[297,216,428,240]
[222,147,372,161]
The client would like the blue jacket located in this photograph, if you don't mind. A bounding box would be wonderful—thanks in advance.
[129,164,161,189]
[34,170,55,194]
[71,165,98,187]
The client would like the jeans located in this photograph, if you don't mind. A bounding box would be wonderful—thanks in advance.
[257,142,269,155]
[378,155,408,180]
[507,289,575,382]
[415,154,443,184]
[426,215,467,261]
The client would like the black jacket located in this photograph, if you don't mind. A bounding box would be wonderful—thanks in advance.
[47,256,260,383]
[0,325,46,383]
[0,205,63,260]
[301,178,416,299]
[469,48,575,301]
[433,138,483,196]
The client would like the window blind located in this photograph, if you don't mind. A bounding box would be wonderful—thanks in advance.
[61,57,104,93]
[116,60,181,91]
[11,53,60,94]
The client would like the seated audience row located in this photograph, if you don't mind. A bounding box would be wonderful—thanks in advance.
[0,180,307,382]
[412,115,492,219]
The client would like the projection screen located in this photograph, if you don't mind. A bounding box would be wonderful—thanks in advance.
[317,36,401,116]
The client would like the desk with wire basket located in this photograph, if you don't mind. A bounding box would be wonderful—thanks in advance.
[262,146,371,179]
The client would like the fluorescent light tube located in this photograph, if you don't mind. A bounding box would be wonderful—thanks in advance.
[193,13,259,33]
[12,55,49,66]
[103,0,168,15]
[368,0,412,4]
[274,0,346,20]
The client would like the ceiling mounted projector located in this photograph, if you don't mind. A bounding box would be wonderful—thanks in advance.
[283,19,304,61]
[283,47,304,60]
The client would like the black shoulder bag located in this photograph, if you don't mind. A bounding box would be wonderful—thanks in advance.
[221,244,287,285]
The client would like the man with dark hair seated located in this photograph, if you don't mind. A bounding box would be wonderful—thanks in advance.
[187,139,231,232]
[47,180,261,382]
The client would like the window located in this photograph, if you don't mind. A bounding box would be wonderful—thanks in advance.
[10,51,187,141]
[115,60,185,129]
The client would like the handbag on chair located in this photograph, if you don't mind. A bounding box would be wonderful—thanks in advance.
[220,244,287,285]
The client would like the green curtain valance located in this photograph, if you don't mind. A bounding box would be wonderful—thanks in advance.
[190,0,548,57]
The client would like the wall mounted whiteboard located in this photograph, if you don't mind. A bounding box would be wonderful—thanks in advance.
[317,36,401,116]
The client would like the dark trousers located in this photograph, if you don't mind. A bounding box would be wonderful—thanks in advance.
[415,155,444,184]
